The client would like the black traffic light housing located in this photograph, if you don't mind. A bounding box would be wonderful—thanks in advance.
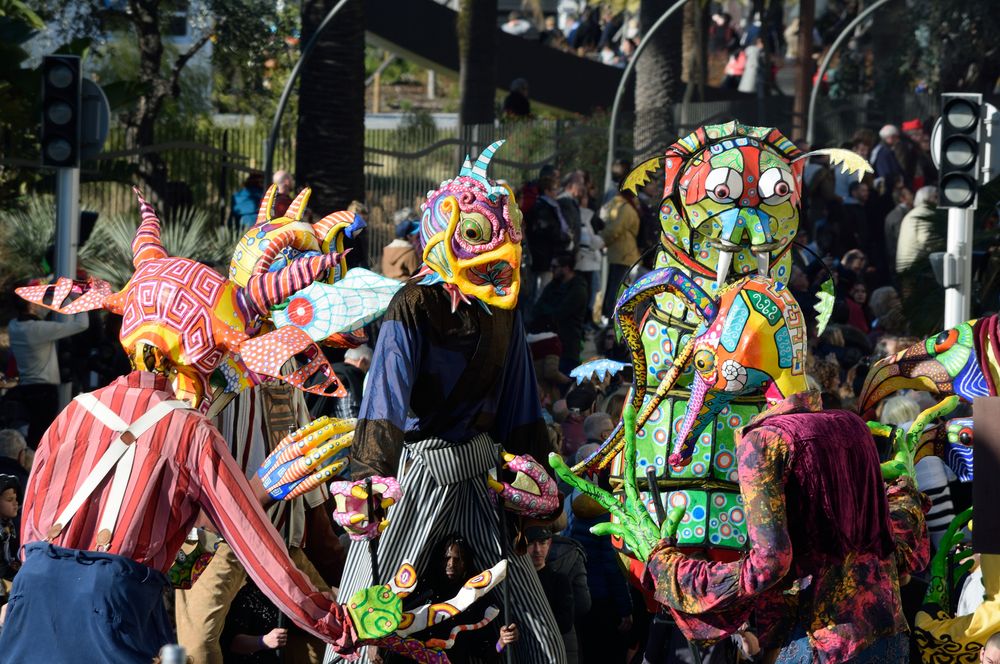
[938,93,983,209]
[41,55,81,168]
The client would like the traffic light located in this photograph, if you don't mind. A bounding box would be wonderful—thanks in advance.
[938,93,983,209]
[41,55,81,168]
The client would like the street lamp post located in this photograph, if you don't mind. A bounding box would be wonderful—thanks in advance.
[805,0,893,146]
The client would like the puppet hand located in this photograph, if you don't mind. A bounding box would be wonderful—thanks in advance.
[330,477,401,540]
[258,416,354,501]
[486,452,559,518]
[923,507,972,612]
[345,584,403,642]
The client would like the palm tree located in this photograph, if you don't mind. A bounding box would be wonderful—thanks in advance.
[457,0,497,125]
[635,0,684,159]
[296,0,366,213]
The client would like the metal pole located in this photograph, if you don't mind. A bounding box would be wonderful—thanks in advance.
[55,166,80,409]
[944,207,974,328]
[604,0,691,194]
[806,0,892,146]
[55,167,80,279]
[264,0,352,179]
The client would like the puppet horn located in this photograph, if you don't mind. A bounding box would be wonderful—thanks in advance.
[131,188,169,268]
[243,251,341,317]
[283,188,312,222]
[255,185,279,226]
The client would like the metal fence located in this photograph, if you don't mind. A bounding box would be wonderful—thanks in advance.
[2,92,946,267]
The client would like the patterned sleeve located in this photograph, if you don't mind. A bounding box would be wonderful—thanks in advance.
[351,291,423,479]
[189,421,359,653]
[886,476,930,577]
[647,426,793,615]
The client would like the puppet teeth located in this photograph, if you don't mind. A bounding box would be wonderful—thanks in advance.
[755,250,770,277]
[715,251,734,290]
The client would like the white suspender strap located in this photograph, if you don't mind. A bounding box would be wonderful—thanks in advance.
[46,395,189,548]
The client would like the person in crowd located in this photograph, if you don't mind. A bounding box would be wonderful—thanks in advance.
[557,172,584,257]
[844,280,872,334]
[601,160,640,320]
[0,430,29,491]
[345,200,370,270]
[566,445,633,664]
[981,632,1000,663]
[220,578,288,664]
[896,185,942,273]
[6,283,90,448]
[834,134,873,200]
[544,528,590,664]
[570,172,605,325]
[525,526,575,652]
[868,285,908,340]
[838,181,868,256]
[381,209,421,282]
[528,318,572,410]
[532,252,589,373]
[884,187,914,269]
[231,172,265,227]
[560,383,598,460]
[502,78,532,118]
[271,170,295,218]
[527,175,571,294]
[501,10,535,37]
[897,119,938,192]
[582,413,613,450]
[870,125,905,192]
[373,534,519,664]
[0,474,20,590]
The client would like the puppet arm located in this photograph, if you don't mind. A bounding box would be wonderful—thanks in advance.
[192,423,399,653]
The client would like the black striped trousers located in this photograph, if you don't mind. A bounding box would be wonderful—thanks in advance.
[325,434,567,663]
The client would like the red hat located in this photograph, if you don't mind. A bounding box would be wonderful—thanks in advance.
[902,119,922,132]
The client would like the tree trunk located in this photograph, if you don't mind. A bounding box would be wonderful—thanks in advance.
[792,0,814,140]
[457,0,497,125]
[635,0,684,160]
[127,0,170,206]
[296,0,365,215]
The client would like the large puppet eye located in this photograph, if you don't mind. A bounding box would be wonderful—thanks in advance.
[933,329,958,354]
[958,427,973,445]
[704,168,743,204]
[758,167,794,206]
[693,349,716,377]
[459,213,493,245]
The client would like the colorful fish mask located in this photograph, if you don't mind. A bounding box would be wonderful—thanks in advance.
[416,140,523,311]
[623,121,871,290]
[15,190,368,410]
[609,269,808,467]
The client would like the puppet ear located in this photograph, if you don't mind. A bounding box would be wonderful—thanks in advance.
[238,326,347,397]
[793,148,873,181]
[16,277,113,315]
[621,156,663,196]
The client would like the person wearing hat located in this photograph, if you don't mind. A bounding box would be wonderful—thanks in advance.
[381,208,421,282]
[525,525,576,658]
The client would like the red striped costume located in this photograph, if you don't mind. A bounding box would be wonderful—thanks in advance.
[20,370,358,652]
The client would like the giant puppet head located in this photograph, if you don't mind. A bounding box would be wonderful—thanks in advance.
[622,121,871,290]
[611,268,808,467]
[16,190,399,411]
[858,318,995,417]
[415,140,523,311]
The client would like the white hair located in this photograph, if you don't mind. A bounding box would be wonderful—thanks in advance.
[914,186,938,207]
[583,412,613,441]
[880,395,921,426]
[879,124,900,139]
[0,429,27,459]
[345,345,373,363]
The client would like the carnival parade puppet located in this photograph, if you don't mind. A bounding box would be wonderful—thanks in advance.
[0,189,495,663]
[572,123,863,579]
[324,140,566,664]
[556,269,929,662]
